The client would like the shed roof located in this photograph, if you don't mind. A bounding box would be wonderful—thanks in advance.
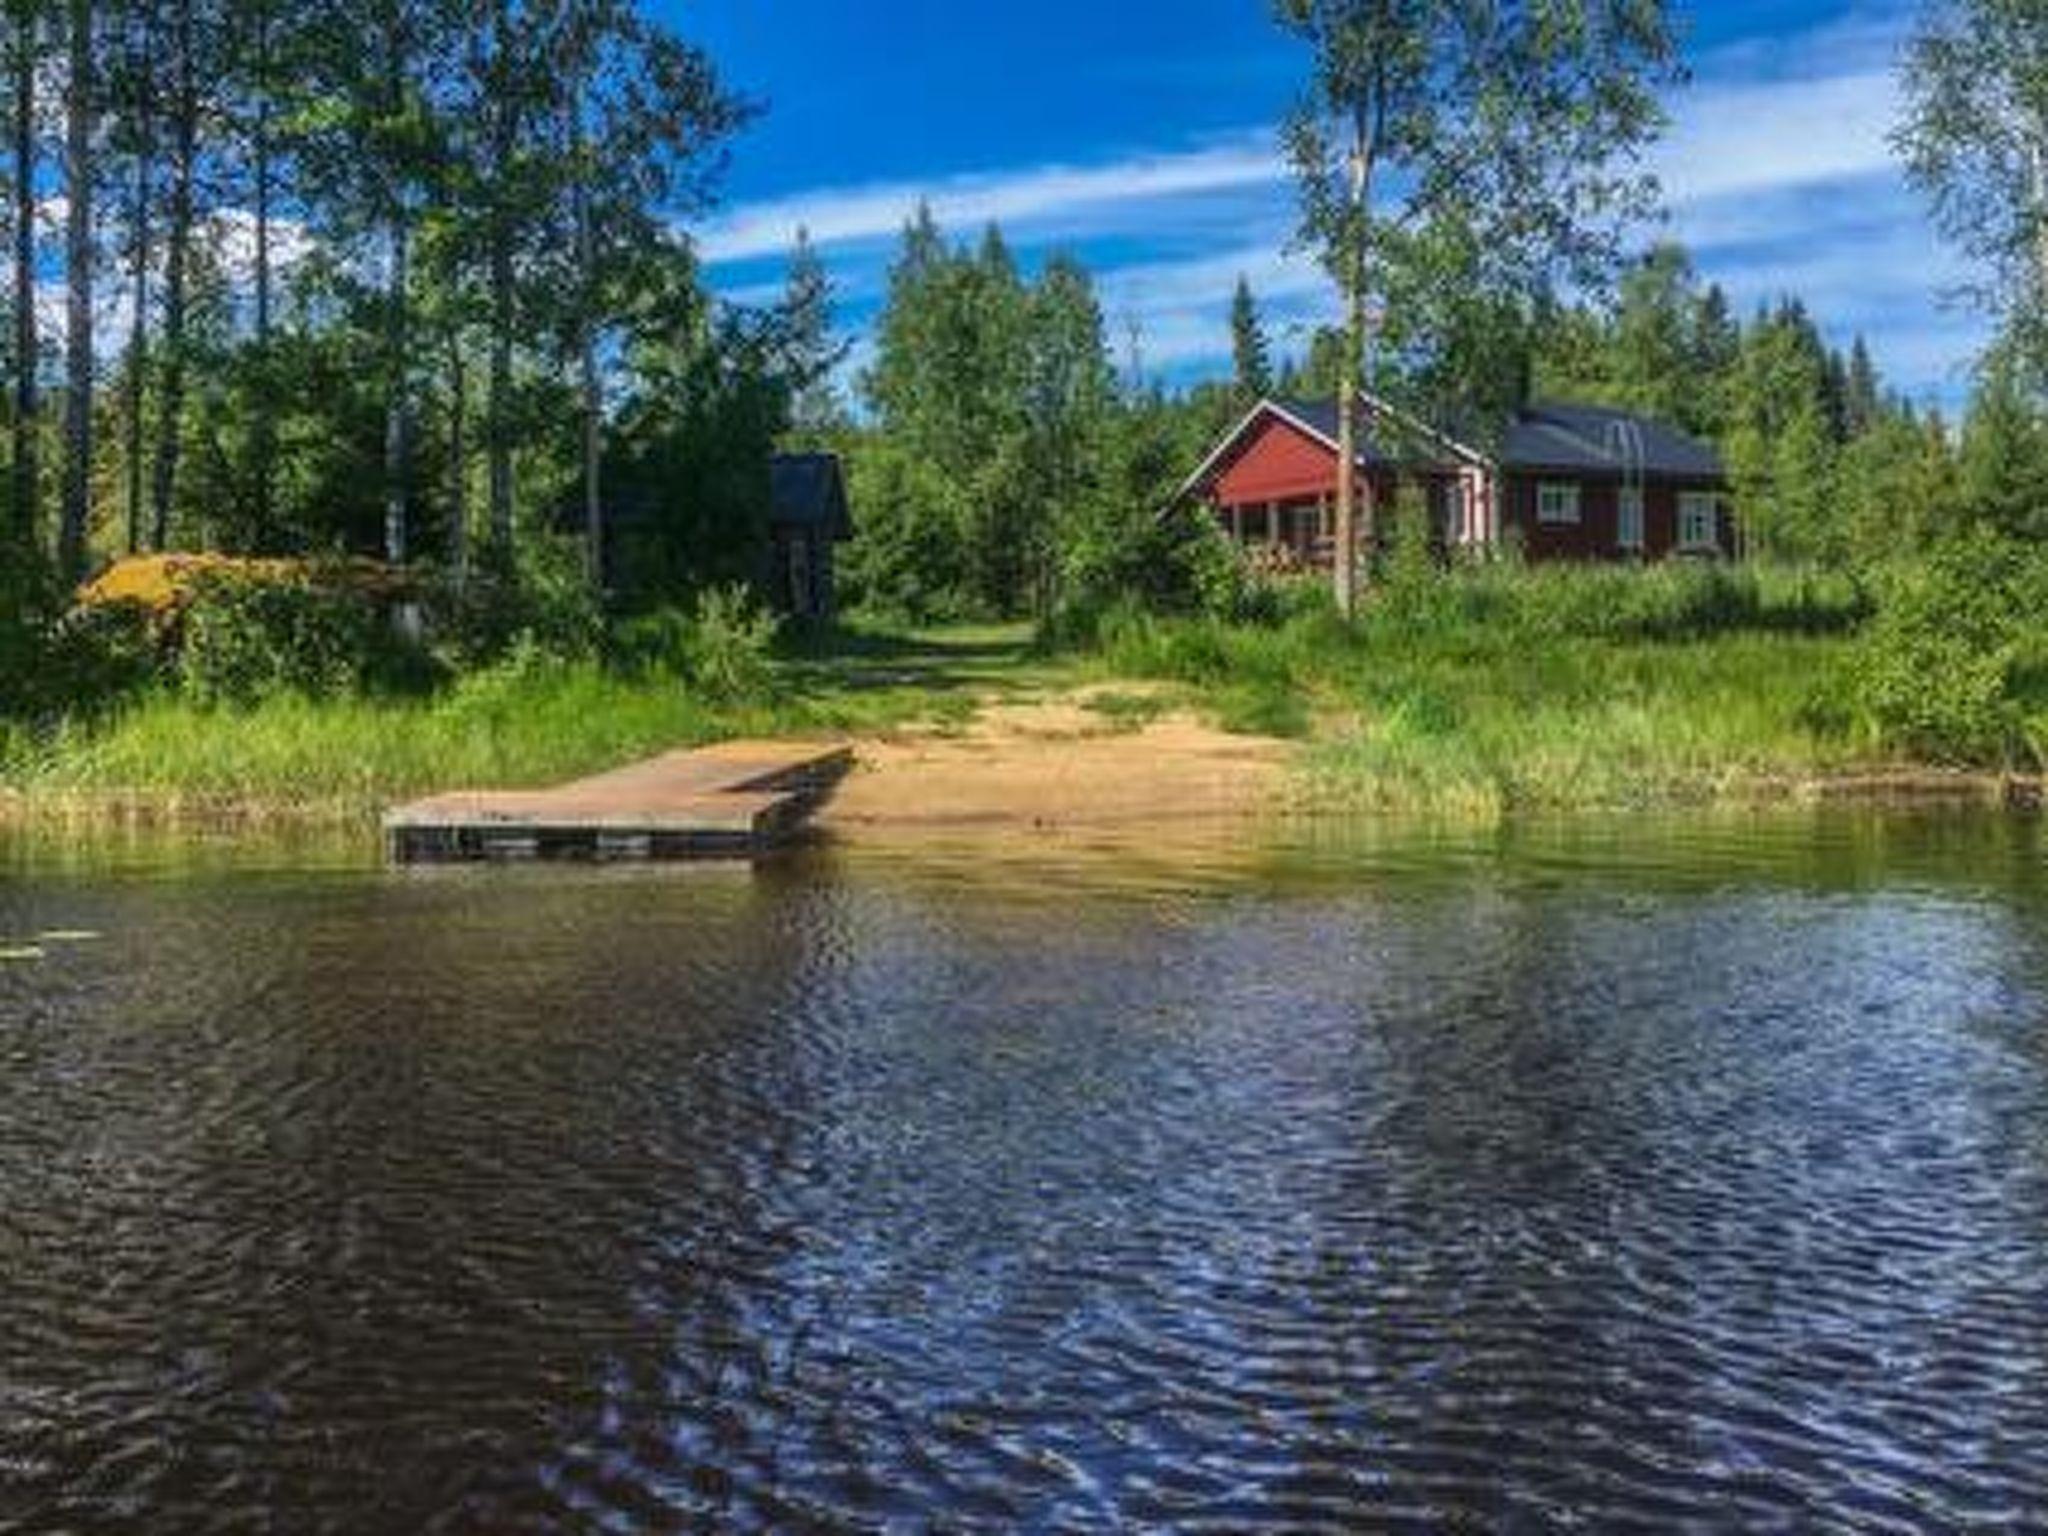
[769,453,853,540]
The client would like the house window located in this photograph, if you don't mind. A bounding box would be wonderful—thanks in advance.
[1538,483,1581,526]
[1678,493,1719,551]
[1617,487,1644,552]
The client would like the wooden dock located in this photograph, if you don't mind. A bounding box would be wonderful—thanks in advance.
[384,741,854,863]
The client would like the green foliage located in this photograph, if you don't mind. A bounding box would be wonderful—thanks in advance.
[849,210,1118,620]
[427,536,605,668]
[677,585,782,701]
[1280,0,1678,432]
[177,573,413,707]
[607,256,786,610]
[44,602,165,708]
[1376,482,1444,627]
[1843,537,2048,767]
[1956,342,2048,542]
[1898,0,2048,343]
[610,585,783,701]
[1230,276,1272,402]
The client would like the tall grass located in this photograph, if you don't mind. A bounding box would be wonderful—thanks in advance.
[1,642,984,820]
[1083,561,1886,815]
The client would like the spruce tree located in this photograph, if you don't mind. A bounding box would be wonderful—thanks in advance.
[1229,274,1271,403]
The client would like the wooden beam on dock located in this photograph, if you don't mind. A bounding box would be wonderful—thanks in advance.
[383,742,853,864]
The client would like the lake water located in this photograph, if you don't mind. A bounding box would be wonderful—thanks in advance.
[4,810,2048,1531]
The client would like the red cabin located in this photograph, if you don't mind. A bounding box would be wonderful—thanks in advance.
[1179,397,1736,566]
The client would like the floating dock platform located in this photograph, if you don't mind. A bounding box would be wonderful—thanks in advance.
[384,741,853,862]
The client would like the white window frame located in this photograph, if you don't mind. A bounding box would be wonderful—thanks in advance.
[1537,482,1581,526]
[1678,493,1719,553]
[1617,486,1645,552]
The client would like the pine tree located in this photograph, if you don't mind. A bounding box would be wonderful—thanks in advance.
[11,0,41,552]
[1845,337,1883,439]
[58,0,91,580]
[1958,340,2048,543]
[1229,274,1271,403]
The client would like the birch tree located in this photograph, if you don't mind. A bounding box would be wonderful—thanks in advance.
[1277,0,1676,615]
[1898,1,2048,356]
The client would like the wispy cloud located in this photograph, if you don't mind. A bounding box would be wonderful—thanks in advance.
[1656,69,1900,205]
[699,133,1282,266]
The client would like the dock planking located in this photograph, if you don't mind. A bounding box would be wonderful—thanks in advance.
[384,741,854,863]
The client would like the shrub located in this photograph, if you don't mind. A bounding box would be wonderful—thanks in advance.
[425,536,604,668]
[44,600,162,706]
[178,574,403,706]
[679,585,783,701]
[1844,537,2047,766]
[609,585,781,701]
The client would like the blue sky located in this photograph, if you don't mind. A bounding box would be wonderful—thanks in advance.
[681,0,1987,408]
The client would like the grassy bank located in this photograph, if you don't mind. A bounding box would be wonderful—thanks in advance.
[1,562,2027,830]
[0,626,1052,823]
[1077,563,1927,817]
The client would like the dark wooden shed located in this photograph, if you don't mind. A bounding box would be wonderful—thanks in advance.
[768,453,853,620]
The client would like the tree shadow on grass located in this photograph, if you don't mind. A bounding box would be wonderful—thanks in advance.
[778,624,1054,702]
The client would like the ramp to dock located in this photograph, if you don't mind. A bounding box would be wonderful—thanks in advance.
[384,741,853,862]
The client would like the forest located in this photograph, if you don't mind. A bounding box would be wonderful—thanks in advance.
[0,0,2044,814]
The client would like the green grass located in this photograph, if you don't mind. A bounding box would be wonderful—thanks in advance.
[1,625,1054,822]
[0,563,1952,828]
[1079,562,1894,817]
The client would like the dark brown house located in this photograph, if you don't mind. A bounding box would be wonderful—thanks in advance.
[1179,396,1735,565]
[768,453,853,619]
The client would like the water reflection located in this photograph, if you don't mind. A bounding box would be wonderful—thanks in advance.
[2,808,2047,1529]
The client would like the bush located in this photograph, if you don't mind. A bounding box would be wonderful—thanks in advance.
[178,573,408,706]
[608,585,782,702]
[679,585,782,701]
[1843,537,2047,766]
[425,536,604,668]
[44,600,163,706]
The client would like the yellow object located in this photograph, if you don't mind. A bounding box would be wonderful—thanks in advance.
[76,554,408,621]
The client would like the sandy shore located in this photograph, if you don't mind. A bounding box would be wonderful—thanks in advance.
[814,689,1293,833]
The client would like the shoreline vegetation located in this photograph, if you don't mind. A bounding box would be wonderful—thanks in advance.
[3,562,2041,838]
[0,0,2041,853]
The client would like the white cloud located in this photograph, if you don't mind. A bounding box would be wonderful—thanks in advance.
[1656,70,1900,206]
[698,133,1283,266]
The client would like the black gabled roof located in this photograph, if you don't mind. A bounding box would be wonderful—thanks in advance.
[769,452,853,540]
[1501,401,1724,480]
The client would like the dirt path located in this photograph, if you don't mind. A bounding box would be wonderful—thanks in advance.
[816,687,1293,833]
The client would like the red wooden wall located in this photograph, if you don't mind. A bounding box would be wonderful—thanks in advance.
[1208,414,1341,508]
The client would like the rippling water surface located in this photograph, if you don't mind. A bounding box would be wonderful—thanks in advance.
[5,809,2048,1531]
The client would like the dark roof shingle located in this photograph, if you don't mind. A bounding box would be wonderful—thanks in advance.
[1500,401,1724,479]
